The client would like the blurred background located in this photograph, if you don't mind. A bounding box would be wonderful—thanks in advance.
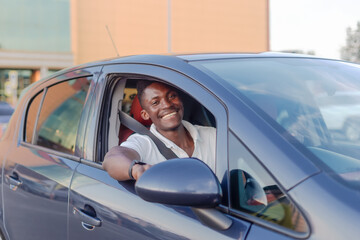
[0,0,359,106]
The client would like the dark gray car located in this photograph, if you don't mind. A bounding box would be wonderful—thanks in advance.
[0,53,359,240]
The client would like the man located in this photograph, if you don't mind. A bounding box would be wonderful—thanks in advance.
[103,81,216,181]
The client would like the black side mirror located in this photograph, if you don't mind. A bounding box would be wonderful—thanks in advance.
[135,158,222,208]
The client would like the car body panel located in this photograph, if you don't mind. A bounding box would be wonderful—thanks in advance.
[2,145,78,240]
[288,172,360,240]
[246,224,298,240]
[69,163,251,240]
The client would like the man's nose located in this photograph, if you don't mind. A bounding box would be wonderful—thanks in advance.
[160,98,173,108]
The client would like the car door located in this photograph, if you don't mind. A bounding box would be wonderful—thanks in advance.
[68,63,253,239]
[1,67,100,240]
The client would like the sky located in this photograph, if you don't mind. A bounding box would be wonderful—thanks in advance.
[270,0,360,60]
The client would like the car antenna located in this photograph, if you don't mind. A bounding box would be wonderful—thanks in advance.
[106,25,120,57]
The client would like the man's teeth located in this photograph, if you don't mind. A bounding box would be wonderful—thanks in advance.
[162,112,177,119]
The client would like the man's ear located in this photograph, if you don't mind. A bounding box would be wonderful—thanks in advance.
[140,109,150,120]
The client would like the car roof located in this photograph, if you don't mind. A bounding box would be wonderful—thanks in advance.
[36,52,333,88]
[175,52,323,61]
[73,51,324,67]
[103,51,324,64]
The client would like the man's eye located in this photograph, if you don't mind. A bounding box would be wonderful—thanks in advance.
[169,94,177,99]
[151,100,159,105]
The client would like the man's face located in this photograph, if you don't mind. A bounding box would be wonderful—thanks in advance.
[140,82,184,132]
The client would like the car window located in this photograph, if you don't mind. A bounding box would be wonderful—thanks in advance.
[25,91,44,143]
[120,80,216,127]
[33,77,91,155]
[118,79,216,138]
[229,132,308,233]
[107,78,217,171]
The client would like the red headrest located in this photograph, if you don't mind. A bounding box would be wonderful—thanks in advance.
[129,95,152,126]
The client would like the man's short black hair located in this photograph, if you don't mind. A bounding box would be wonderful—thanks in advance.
[136,80,182,108]
[136,80,155,107]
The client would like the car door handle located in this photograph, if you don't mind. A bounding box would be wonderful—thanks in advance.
[73,207,102,230]
[6,174,22,191]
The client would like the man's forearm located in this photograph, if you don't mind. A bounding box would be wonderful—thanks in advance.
[103,146,150,181]
[103,146,139,181]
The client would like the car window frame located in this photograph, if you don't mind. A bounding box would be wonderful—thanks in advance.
[24,89,45,144]
[20,67,101,161]
[82,63,229,203]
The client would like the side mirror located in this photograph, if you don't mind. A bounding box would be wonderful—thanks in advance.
[135,158,222,208]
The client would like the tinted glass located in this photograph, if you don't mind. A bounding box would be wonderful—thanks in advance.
[229,133,308,233]
[35,78,91,154]
[25,91,44,143]
[192,58,360,188]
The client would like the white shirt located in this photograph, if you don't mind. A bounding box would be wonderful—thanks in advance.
[120,120,216,171]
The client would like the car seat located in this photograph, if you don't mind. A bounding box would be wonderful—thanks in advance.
[118,94,152,144]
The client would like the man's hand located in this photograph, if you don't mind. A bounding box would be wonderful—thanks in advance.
[132,164,152,180]
[103,146,144,181]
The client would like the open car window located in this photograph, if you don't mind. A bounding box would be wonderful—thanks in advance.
[104,77,218,171]
[107,77,216,148]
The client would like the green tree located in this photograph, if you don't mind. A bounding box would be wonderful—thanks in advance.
[341,22,360,63]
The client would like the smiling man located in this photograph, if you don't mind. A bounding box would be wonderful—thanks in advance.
[103,80,216,181]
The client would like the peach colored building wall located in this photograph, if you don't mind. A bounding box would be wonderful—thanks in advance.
[71,0,269,64]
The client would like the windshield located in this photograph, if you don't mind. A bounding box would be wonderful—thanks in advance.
[191,57,360,188]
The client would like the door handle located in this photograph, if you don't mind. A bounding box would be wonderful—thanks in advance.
[73,206,102,230]
[6,174,22,191]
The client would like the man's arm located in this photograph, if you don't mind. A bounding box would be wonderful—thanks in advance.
[103,146,151,181]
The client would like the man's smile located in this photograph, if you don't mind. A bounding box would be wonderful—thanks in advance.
[160,111,178,119]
